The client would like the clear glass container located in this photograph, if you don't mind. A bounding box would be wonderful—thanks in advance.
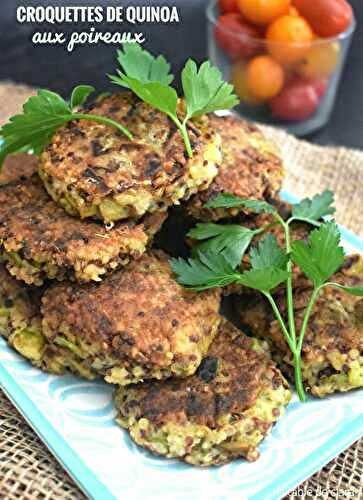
[206,0,356,136]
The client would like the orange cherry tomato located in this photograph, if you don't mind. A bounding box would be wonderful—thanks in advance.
[269,79,319,121]
[219,0,239,14]
[237,0,291,26]
[246,55,285,100]
[266,15,314,64]
[215,13,261,60]
[288,6,299,16]
[297,42,340,79]
[231,62,263,105]
[294,0,353,37]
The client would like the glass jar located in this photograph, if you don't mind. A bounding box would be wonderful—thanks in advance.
[206,0,356,136]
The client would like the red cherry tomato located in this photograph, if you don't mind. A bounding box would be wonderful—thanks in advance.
[214,13,261,59]
[310,78,328,98]
[294,0,353,37]
[219,0,240,14]
[269,80,319,121]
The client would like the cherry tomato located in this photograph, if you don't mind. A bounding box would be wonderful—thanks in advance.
[219,0,239,14]
[237,0,291,26]
[246,55,285,100]
[294,0,353,37]
[311,79,328,98]
[231,62,263,105]
[297,42,339,79]
[215,13,261,59]
[266,15,314,64]
[269,80,319,121]
[290,75,328,97]
[288,6,299,16]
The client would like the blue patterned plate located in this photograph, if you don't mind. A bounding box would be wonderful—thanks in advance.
[0,190,362,500]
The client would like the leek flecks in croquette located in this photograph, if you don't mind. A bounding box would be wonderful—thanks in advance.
[115,319,291,466]
[41,251,221,386]
[0,264,96,379]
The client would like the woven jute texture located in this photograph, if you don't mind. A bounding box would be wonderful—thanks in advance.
[0,83,362,499]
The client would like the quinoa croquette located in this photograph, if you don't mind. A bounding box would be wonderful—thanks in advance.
[39,92,221,223]
[0,153,38,184]
[0,175,167,285]
[235,255,363,397]
[0,264,95,379]
[114,319,291,466]
[41,251,221,386]
[186,115,284,221]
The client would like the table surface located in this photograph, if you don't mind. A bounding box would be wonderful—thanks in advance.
[0,0,361,150]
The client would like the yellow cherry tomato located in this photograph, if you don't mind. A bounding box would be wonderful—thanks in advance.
[266,15,314,65]
[231,62,263,106]
[297,42,340,79]
[246,55,285,100]
[237,0,291,26]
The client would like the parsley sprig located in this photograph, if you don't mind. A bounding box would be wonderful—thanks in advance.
[172,191,363,401]
[0,85,132,167]
[109,43,239,157]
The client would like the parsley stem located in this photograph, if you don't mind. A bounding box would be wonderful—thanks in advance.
[283,221,297,345]
[292,286,321,402]
[293,353,306,402]
[297,287,321,355]
[169,115,193,158]
[73,113,133,140]
[263,292,294,352]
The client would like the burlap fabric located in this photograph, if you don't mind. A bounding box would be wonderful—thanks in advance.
[0,83,362,499]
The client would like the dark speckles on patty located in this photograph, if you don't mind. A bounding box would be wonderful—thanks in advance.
[186,114,284,221]
[41,251,221,385]
[0,264,96,379]
[0,171,167,286]
[39,92,221,223]
[114,319,291,465]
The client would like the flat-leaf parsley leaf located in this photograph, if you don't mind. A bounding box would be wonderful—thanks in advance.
[188,223,259,269]
[0,86,132,168]
[110,44,238,158]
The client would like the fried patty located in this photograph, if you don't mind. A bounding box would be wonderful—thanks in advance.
[186,115,284,221]
[0,264,95,378]
[0,153,38,184]
[235,255,363,397]
[39,93,221,223]
[115,319,291,466]
[41,251,221,386]
[0,174,166,285]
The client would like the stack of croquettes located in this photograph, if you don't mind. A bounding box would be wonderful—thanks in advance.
[1,93,362,466]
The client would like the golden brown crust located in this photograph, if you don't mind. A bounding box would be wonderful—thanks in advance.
[0,264,41,324]
[0,175,165,285]
[0,154,38,185]
[186,115,284,221]
[119,320,286,428]
[39,93,220,221]
[41,251,221,382]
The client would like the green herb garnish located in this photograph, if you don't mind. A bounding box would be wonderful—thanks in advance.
[109,43,239,158]
[188,223,263,269]
[172,191,363,402]
[0,85,132,167]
